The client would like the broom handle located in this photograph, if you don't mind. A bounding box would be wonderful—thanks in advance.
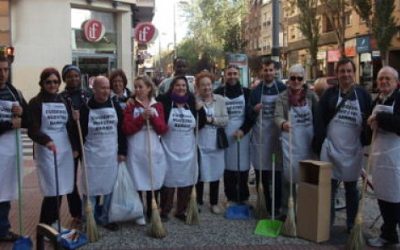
[258,102,263,185]
[288,113,293,198]
[194,113,199,184]
[272,153,276,220]
[15,129,23,236]
[53,151,61,233]
[236,139,241,203]
[76,120,92,199]
[146,119,156,198]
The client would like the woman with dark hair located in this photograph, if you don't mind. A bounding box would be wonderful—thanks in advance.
[123,76,168,220]
[28,67,77,229]
[109,69,132,110]
[157,76,206,221]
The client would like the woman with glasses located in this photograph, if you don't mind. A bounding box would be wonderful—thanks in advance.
[274,64,319,213]
[28,67,78,229]
[110,69,132,110]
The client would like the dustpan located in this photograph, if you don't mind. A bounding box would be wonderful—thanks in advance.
[225,139,251,220]
[254,154,282,237]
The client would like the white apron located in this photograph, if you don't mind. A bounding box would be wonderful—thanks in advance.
[320,91,363,181]
[34,103,74,196]
[281,102,314,183]
[251,84,282,171]
[371,104,400,202]
[126,106,167,191]
[82,106,118,195]
[161,104,197,187]
[224,94,250,171]
[0,99,20,202]
[198,104,225,182]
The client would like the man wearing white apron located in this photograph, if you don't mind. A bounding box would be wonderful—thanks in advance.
[214,65,253,205]
[79,76,127,231]
[0,56,30,242]
[367,66,400,248]
[249,60,286,214]
[318,58,372,232]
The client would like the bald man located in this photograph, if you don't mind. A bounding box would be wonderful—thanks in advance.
[79,76,126,231]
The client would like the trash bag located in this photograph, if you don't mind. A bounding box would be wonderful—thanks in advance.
[108,162,144,222]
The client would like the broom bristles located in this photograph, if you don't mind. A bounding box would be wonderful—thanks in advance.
[346,214,365,250]
[281,197,297,237]
[149,198,167,238]
[85,202,99,242]
[255,184,269,219]
[185,187,199,225]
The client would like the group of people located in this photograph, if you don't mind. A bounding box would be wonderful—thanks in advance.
[0,55,399,248]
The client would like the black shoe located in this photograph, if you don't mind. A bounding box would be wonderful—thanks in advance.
[103,223,119,231]
[0,231,20,242]
[160,214,169,222]
[174,213,186,222]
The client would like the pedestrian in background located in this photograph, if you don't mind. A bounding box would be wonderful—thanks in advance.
[28,67,77,229]
[367,66,400,248]
[0,56,30,242]
[79,76,127,231]
[123,76,168,220]
[195,71,228,214]
[158,58,194,94]
[249,60,286,216]
[214,65,253,206]
[110,69,132,110]
[60,64,91,229]
[317,57,372,232]
[157,76,206,222]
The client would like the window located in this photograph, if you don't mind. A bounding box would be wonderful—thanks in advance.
[323,15,334,33]
[345,12,352,26]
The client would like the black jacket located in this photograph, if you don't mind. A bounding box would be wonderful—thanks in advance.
[373,88,400,135]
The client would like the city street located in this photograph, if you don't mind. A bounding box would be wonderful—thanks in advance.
[0,156,390,250]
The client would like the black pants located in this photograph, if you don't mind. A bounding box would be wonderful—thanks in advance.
[67,157,82,219]
[378,199,400,243]
[160,186,192,216]
[39,196,62,225]
[255,170,281,213]
[196,181,219,205]
[330,180,359,230]
[0,201,11,237]
[224,170,249,202]
[139,190,160,218]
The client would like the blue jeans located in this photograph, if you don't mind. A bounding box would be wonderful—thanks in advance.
[0,201,11,237]
[330,179,359,230]
[83,194,112,225]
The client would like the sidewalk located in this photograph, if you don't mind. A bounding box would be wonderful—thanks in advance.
[0,159,389,250]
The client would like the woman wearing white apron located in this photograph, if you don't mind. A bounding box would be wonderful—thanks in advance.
[123,76,168,220]
[194,72,228,214]
[0,57,29,242]
[157,76,206,221]
[366,66,400,248]
[249,60,286,214]
[318,58,372,232]
[274,64,319,214]
[214,65,253,205]
[28,68,76,228]
[110,69,132,110]
[79,76,127,231]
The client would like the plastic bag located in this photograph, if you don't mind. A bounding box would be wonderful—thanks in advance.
[108,162,144,222]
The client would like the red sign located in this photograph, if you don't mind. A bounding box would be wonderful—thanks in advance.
[82,19,105,43]
[327,49,341,63]
[135,22,157,44]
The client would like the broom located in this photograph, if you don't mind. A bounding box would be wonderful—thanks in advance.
[346,129,376,250]
[255,104,268,219]
[146,119,167,238]
[281,115,296,237]
[76,120,99,242]
[186,113,200,225]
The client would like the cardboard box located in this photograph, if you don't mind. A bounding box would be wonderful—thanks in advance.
[297,160,332,243]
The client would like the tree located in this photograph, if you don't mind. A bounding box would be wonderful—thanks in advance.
[351,0,372,30]
[295,0,320,79]
[320,0,348,56]
[372,0,397,65]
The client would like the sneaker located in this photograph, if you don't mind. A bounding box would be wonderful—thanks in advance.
[103,223,119,231]
[135,216,146,226]
[367,237,398,248]
[0,231,20,242]
[210,205,222,214]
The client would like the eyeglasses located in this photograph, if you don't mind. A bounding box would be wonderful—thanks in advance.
[227,64,239,70]
[44,80,60,85]
[289,76,304,82]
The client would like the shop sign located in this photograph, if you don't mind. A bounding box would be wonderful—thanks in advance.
[82,19,105,43]
[372,50,381,57]
[356,36,370,53]
[135,22,157,44]
[327,49,341,62]
[360,52,372,62]
[345,39,356,57]
[317,51,326,60]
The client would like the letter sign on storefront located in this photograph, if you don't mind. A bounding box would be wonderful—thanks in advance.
[82,19,105,43]
[135,22,157,44]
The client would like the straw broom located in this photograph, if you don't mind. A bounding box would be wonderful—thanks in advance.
[186,113,200,225]
[255,105,269,219]
[282,115,296,237]
[76,120,99,242]
[346,129,376,250]
[146,119,167,238]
